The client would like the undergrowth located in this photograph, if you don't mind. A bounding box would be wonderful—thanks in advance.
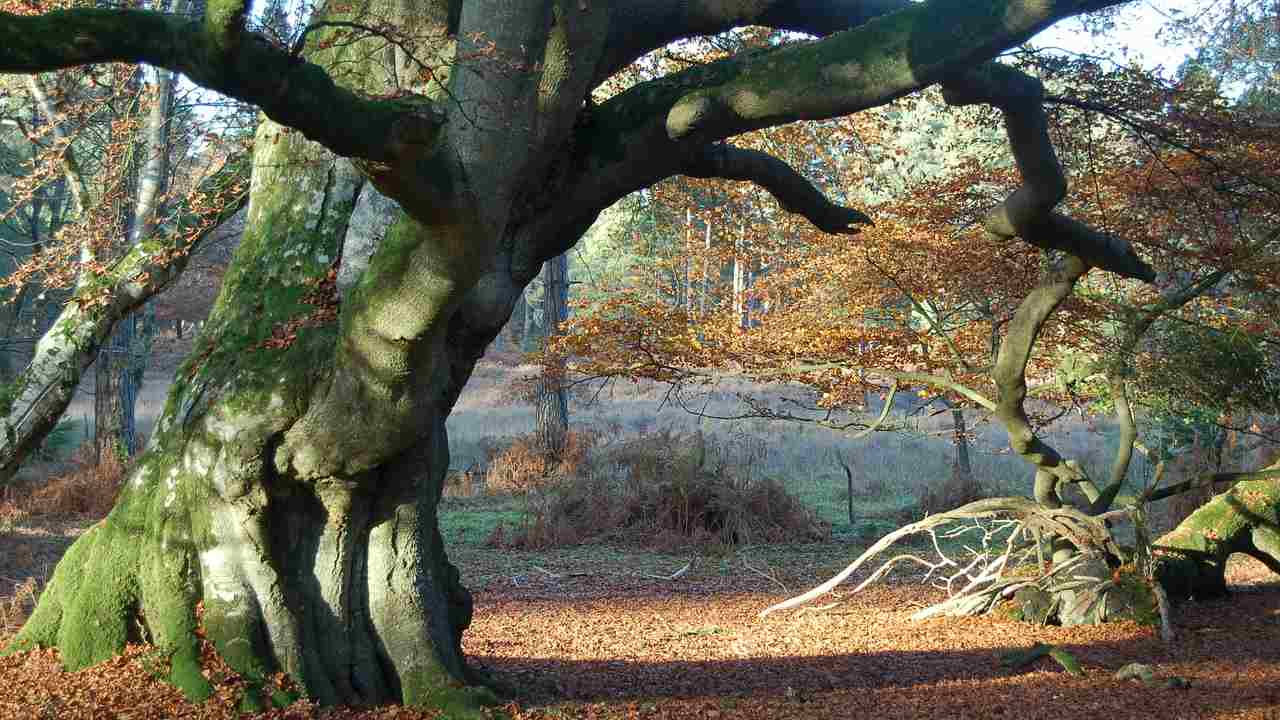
[2,442,126,522]
[481,428,830,550]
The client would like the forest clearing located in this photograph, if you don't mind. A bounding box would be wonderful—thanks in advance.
[2,356,1278,718]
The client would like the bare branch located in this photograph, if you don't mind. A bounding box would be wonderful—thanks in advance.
[759,496,1120,616]
[684,144,872,234]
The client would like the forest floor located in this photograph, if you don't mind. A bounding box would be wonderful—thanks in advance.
[1,505,1278,719]
[1,353,1278,718]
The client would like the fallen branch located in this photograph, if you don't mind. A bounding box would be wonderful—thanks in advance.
[759,496,1117,617]
[638,561,692,581]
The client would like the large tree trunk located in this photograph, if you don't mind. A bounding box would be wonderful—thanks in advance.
[8,123,492,712]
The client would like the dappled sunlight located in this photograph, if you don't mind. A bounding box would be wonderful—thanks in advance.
[464,574,1280,716]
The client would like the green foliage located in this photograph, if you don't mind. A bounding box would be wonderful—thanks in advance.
[1141,321,1279,419]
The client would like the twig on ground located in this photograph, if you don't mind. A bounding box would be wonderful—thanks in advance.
[637,561,692,581]
[741,555,789,594]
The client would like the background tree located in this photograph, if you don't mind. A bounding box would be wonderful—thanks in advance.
[560,43,1280,622]
[0,9,247,481]
[534,251,569,457]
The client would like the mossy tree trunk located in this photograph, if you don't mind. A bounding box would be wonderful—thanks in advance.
[1153,468,1280,600]
[8,121,481,708]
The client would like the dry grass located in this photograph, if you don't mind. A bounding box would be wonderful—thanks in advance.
[18,444,125,519]
[0,578,38,638]
[482,431,597,496]
[483,429,830,550]
[0,499,29,535]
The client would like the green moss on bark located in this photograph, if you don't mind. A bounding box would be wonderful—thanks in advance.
[1154,479,1280,599]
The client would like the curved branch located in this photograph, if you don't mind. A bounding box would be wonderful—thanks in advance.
[684,144,872,234]
[0,8,444,164]
[720,360,998,411]
[1088,268,1231,514]
[652,0,1127,145]
[596,0,910,86]
[942,63,1155,282]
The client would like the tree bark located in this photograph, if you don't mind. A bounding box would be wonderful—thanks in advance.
[8,124,490,711]
[94,317,137,461]
[536,252,570,458]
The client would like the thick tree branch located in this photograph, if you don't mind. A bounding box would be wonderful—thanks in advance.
[0,8,444,164]
[597,0,911,85]
[942,63,1155,282]
[544,0,1132,279]
[654,0,1127,145]
[684,144,872,234]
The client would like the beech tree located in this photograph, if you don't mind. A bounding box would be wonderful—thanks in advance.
[560,48,1280,626]
[0,0,1222,712]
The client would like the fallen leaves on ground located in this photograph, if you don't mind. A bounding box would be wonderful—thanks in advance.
[1,543,1277,719]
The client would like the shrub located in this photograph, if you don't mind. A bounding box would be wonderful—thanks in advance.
[482,430,596,495]
[487,429,830,549]
[20,443,125,519]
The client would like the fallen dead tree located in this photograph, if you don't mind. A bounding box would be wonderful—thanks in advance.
[761,462,1280,630]
[759,497,1153,627]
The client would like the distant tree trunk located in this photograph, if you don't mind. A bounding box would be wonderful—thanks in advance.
[95,56,177,462]
[535,252,569,458]
[734,222,747,329]
[952,404,971,478]
[684,209,694,322]
[521,285,538,351]
[834,451,855,525]
[95,317,137,462]
[700,220,711,318]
